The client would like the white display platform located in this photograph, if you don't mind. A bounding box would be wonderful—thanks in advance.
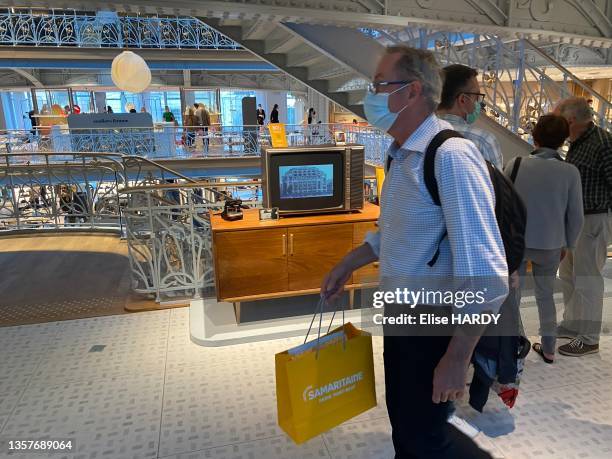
[190,297,375,347]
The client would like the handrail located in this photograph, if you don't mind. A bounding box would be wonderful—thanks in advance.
[120,180,261,193]
[0,150,209,192]
[1,123,377,133]
[2,126,261,132]
[0,151,124,159]
[122,155,197,184]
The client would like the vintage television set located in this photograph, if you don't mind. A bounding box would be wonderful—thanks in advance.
[261,144,365,215]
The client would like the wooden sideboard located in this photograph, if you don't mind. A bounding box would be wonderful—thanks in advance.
[210,202,380,322]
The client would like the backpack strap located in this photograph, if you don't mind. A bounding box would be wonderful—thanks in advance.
[509,156,522,183]
[422,130,465,266]
[386,129,466,178]
[423,130,465,206]
[427,229,447,267]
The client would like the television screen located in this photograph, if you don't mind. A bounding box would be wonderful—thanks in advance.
[278,164,334,199]
[266,150,345,212]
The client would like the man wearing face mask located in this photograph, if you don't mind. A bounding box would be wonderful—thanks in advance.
[321,46,507,458]
[437,64,503,169]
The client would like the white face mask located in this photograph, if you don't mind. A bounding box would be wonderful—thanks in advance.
[363,83,411,132]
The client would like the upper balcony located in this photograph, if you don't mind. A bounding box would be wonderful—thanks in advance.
[0,10,241,50]
[1,122,388,172]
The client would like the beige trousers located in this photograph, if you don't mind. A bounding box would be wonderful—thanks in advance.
[559,212,612,345]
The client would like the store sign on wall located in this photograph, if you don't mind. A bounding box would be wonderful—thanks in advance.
[67,113,153,129]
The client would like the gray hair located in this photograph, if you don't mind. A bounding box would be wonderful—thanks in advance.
[385,45,443,112]
[556,97,593,123]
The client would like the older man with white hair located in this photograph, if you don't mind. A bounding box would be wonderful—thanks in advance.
[321,45,508,458]
[555,97,612,357]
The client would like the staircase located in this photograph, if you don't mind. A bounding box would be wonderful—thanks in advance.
[199,19,374,119]
[200,18,611,162]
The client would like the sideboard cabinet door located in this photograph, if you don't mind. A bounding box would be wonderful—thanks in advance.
[215,228,288,299]
[287,224,353,291]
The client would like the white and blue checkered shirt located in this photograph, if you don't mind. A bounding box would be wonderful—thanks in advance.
[365,114,508,313]
[438,113,504,169]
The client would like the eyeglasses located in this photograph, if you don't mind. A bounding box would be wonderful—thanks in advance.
[461,92,486,103]
[367,80,413,94]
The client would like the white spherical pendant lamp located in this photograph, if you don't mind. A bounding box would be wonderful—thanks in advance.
[111,51,151,93]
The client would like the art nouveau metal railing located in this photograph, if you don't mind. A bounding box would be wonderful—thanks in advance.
[122,181,262,301]
[0,149,266,301]
[0,9,240,49]
[375,29,612,137]
[0,151,127,232]
[122,155,261,300]
[0,151,197,232]
[1,123,390,165]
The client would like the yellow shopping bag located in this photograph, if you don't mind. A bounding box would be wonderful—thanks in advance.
[275,318,377,444]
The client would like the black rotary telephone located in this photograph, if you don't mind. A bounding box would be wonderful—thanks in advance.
[221,199,249,221]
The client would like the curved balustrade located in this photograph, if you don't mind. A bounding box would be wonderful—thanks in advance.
[0,152,127,232]
[0,9,239,49]
[123,182,262,301]
[1,123,391,165]
[0,150,225,233]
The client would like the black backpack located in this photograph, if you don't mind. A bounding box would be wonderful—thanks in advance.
[386,129,526,274]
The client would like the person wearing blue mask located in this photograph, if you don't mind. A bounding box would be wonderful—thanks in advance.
[437,64,504,169]
[321,46,507,458]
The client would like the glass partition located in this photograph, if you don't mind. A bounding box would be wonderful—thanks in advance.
[1,91,34,130]
[105,91,140,114]
[287,93,299,125]
[143,91,182,123]
[186,89,220,125]
[33,89,71,114]
[165,90,182,125]
[190,90,218,113]
[72,91,95,113]
[145,91,163,121]
[219,90,256,127]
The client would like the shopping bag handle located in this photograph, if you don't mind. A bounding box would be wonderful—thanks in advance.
[304,296,325,344]
[304,296,347,358]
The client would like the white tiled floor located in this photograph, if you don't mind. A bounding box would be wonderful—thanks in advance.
[1,307,612,459]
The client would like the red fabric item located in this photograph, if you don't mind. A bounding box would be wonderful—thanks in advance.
[497,387,519,408]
